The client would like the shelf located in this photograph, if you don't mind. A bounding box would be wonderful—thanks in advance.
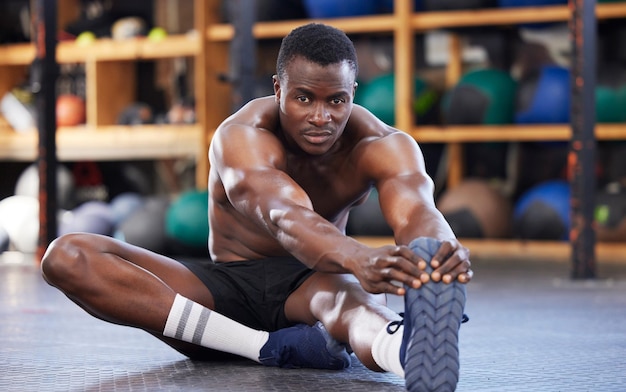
[205,3,626,41]
[0,34,200,66]
[206,15,398,41]
[0,124,202,161]
[411,3,626,31]
[353,237,626,264]
[410,124,626,143]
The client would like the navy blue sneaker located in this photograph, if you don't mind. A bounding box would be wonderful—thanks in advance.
[400,237,467,392]
[259,321,351,370]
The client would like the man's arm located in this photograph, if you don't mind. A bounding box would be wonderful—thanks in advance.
[210,123,427,294]
[370,131,472,284]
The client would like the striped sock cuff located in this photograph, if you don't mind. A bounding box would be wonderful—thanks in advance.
[163,294,212,345]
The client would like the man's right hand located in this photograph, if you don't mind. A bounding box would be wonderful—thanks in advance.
[348,245,430,295]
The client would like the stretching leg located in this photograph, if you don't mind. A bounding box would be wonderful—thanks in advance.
[285,272,400,371]
[41,233,351,369]
[40,233,222,358]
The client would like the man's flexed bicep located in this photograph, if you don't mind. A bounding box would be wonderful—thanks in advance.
[364,132,455,245]
[211,124,309,230]
[209,123,358,272]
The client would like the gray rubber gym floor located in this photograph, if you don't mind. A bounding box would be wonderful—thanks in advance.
[1,251,625,392]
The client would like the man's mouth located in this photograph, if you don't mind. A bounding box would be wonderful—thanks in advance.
[303,131,332,145]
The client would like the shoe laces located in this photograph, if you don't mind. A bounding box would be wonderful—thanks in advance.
[386,313,404,334]
[386,313,470,334]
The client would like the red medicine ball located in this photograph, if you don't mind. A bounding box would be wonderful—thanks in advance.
[56,94,86,127]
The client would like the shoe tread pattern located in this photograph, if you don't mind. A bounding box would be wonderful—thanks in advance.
[404,238,466,392]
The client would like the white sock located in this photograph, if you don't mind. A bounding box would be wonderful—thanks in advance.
[163,293,269,362]
[371,322,405,377]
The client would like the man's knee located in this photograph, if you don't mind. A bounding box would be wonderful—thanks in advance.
[41,233,94,288]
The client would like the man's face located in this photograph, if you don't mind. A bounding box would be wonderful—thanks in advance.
[273,56,357,156]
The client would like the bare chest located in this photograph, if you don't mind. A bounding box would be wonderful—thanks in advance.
[286,157,369,221]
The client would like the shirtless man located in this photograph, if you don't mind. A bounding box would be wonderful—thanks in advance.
[41,23,472,391]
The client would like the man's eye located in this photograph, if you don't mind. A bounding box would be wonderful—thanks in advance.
[297,96,309,103]
[331,98,345,105]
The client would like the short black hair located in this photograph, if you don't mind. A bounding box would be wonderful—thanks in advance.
[276,23,358,80]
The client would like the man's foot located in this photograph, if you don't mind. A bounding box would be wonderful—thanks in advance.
[259,321,351,370]
[401,237,467,392]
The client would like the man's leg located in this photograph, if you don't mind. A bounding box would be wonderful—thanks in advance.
[285,237,467,391]
[40,233,349,369]
[401,236,467,392]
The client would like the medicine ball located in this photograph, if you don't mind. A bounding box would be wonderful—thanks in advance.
[437,179,513,238]
[59,200,115,236]
[513,180,570,241]
[346,189,393,236]
[515,65,570,124]
[303,0,378,18]
[0,195,39,253]
[15,163,76,210]
[442,68,517,125]
[56,94,86,127]
[595,183,626,242]
[166,190,209,248]
[356,73,439,126]
[111,17,147,40]
[109,192,144,227]
[424,0,497,11]
[596,63,626,123]
[115,196,170,254]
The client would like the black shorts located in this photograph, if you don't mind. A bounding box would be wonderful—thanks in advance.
[178,256,315,332]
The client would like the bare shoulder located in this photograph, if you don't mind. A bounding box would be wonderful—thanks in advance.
[218,96,279,132]
[210,96,284,167]
[348,104,419,151]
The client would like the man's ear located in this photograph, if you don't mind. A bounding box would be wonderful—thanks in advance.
[272,75,280,103]
[352,81,358,102]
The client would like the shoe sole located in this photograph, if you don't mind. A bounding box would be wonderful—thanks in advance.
[404,241,467,392]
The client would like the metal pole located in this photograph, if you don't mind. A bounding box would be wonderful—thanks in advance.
[34,0,58,261]
[569,0,597,279]
[227,0,257,112]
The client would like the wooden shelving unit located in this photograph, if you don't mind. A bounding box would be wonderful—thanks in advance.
[0,0,209,186]
[200,0,626,261]
[0,124,203,161]
[0,0,624,260]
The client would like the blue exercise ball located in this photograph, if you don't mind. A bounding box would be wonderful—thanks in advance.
[115,196,170,254]
[59,200,115,236]
[513,180,570,240]
[499,0,567,7]
[110,192,144,226]
[424,0,497,11]
[515,65,570,124]
[303,0,378,18]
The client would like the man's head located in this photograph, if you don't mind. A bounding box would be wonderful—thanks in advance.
[272,23,359,156]
[276,23,358,82]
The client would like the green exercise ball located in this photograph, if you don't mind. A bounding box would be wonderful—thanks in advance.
[596,63,626,123]
[165,190,209,248]
[443,68,517,125]
[355,73,438,126]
